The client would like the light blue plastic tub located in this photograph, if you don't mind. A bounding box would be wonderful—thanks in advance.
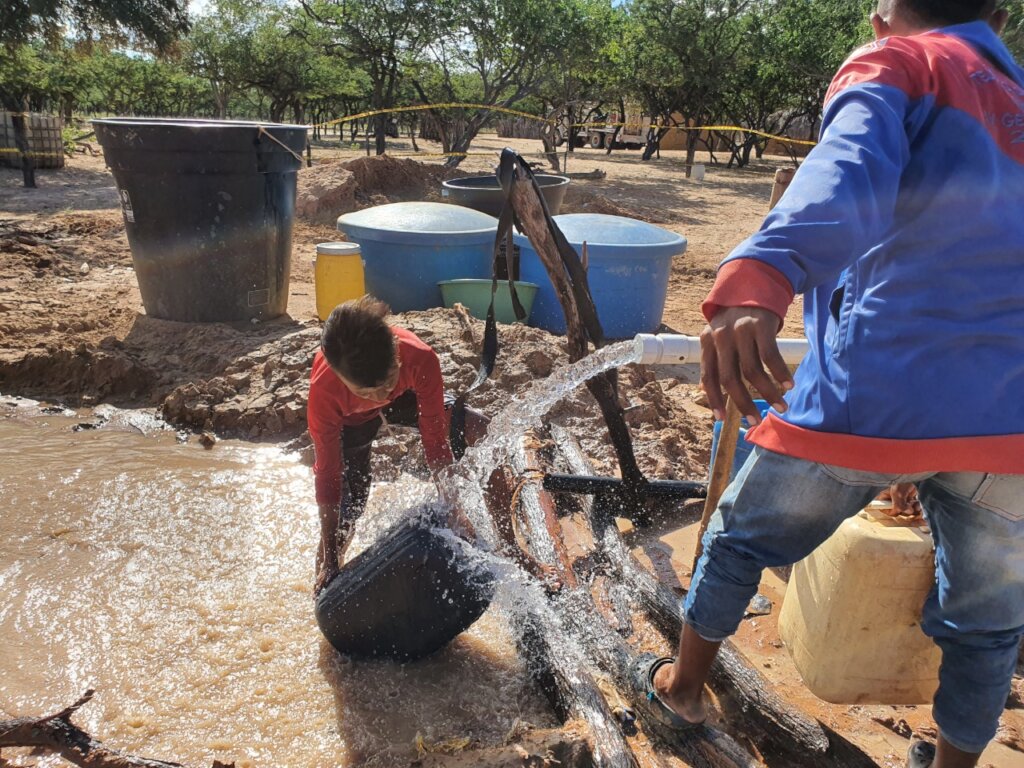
[515,214,687,337]
[337,202,498,312]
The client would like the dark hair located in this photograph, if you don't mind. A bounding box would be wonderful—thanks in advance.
[320,295,396,388]
[897,0,996,25]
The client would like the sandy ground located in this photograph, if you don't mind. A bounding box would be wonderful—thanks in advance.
[2,135,1022,767]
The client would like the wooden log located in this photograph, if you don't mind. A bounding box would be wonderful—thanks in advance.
[488,437,637,767]
[550,426,880,768]
[508,169,649,522]
[515,610,640,768]
[513,434,761,768]
[0,690,202,768]
[557,590,760,768]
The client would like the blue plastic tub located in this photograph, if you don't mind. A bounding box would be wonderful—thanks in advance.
[515,213,687,337]
[337,202,498,312]
[709,400,772,482]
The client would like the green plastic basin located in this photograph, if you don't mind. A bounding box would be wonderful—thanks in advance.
[438,279,538,324]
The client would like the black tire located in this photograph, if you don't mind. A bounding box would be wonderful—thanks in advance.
[589,132,605,149]
[553,131,565,148]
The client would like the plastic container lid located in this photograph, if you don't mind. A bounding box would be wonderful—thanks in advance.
[514,213,686,259]
[316,241,362,255]
[337,202,498,246]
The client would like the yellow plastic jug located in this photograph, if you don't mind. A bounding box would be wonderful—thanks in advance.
[314,242,365,321]
[778,504,941,704]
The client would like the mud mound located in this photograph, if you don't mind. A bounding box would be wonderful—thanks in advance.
[344,155,459,202]
[296,156,491,223]
[0,214,132,277]
[560,187,666,224]
[161,325,319,438]
[148,306,710,482]
[393,309,709,481]
[295,163,357,223]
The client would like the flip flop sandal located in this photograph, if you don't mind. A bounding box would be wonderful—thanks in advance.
[632,653,706,730]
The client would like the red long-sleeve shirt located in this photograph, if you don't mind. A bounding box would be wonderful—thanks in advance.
[307,327,453,506]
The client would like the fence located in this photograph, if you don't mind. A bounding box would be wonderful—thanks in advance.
[0,112,65,170]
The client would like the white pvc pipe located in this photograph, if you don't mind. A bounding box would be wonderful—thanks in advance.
[633,333,809,366]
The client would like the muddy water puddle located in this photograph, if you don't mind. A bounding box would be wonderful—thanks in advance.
[0,399,555,767]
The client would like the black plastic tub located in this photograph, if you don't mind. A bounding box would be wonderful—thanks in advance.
[315,510,494,661]
[93,118,307,323]
[442,174,570,217]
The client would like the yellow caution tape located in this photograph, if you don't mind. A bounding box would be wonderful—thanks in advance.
[313,104,817,148]
[567,120,817,147]
[313,102,554,130]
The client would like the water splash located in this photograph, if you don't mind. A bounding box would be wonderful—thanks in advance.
[439,340,641,548]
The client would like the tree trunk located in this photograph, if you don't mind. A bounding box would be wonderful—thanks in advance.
[684,130,699,178]
[374,112,387,155]
[12,106,35,188]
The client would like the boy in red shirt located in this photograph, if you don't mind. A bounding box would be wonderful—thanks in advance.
[307,296,548,595]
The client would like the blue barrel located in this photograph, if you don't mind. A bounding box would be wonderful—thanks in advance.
[709,400,771,482]
[515,213,687,337]
[337,202,497,312]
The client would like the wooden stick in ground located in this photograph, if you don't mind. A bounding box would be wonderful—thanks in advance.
[692,166,795,571]
[0,690,193,768]
[769,167,796,209]
[692,398,742,573]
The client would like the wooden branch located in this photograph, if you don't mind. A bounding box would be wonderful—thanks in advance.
[694,399,741,572]
[550,426,880,768]
[508,168,648,520]
[0,689,195,768]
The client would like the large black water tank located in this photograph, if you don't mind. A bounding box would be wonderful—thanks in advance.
[94,118,307,322]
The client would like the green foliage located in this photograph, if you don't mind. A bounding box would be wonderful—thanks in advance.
[1,0,188,51]
[7,0,1024,161]
[1002,0,1024,59]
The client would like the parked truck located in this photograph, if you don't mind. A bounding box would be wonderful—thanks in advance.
[554,111,653,150]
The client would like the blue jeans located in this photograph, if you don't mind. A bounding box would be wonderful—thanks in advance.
[684,446,1024,754]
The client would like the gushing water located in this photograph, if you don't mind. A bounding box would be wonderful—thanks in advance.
[439,339,642,548]
[430,339,643,763]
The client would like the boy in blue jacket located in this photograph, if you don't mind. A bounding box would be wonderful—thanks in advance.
[647,2,1022,767]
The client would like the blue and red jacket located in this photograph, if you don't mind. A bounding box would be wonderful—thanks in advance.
[703,21,1024,474]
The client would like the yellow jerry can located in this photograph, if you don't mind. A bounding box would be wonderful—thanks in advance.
[778,504,941,704]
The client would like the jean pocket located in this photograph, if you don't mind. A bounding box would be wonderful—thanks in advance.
[971,474,1024,522]
[819,463,901,488]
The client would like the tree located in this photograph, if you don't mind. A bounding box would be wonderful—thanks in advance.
[301,0,434,155]
[623,0,751,173]
[533,0,624,156]
[413,0,617,167]
[718,0,868,166]
[1,0,189,187]
[1,0,188,51]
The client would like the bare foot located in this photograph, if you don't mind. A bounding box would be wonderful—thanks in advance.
[652,661,708,725]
